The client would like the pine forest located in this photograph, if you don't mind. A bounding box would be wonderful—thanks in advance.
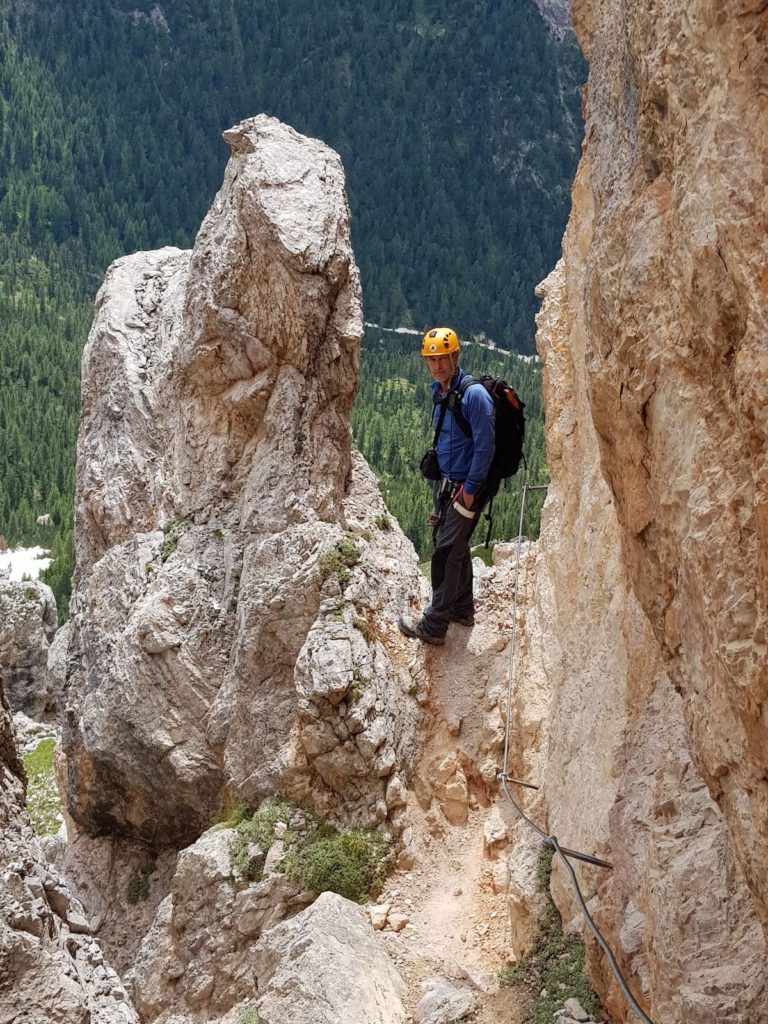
[0,0,584,615]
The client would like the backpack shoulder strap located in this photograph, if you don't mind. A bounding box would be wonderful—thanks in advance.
[451,376,478,438]
[430,393,449,447]
[456,375,478,397]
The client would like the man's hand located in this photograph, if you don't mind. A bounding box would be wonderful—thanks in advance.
[462,491,474,509]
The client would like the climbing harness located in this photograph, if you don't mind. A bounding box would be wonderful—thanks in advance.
[498,477,655,1024]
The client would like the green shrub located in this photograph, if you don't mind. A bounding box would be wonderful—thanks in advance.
[210,804,252,831]
[283,824,390,904]
[161,516,191,562]
[230,799,294,881]
[349,667,371,702]
[336,536,360,563]
[499,849,602,1024]
[226,798,391,904]
[375,514,392,531]
[318,536,361,586]
[239,1007,259,1024]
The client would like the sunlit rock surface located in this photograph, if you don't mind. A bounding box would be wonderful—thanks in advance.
[129,827,310,1021]
[252,891,407,1024]
[529,0,768,1017]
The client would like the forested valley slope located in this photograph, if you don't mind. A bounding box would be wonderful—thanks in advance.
[0,0,583,610]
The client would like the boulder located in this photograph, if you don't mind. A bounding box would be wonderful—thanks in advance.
[130,825,314,1021]
[252,891,407,1023]
[369,903,390,930]
[482,805,510,858]
[414,976,476,1024]
[0,576,58,720]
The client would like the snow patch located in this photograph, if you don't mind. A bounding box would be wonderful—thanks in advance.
[0,547,52,581]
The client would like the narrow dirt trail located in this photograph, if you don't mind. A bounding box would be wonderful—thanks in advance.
[373,554,534,1022]
[376,813,527,1023]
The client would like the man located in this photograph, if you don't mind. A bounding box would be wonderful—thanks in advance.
[399,327,495,646]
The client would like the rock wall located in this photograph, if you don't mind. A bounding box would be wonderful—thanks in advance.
[0,577,58,720]
[129,827,310,1021]
[64,116,424,857]
[0,675,136,1023]
[531,1,768,1018]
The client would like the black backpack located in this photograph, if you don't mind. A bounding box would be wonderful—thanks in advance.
[451,374,526,545]
[453,374,526,488]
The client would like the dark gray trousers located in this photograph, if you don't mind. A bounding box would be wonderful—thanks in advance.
[422,482,487,637]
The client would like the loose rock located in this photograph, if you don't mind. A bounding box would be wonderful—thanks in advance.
[414,976,476,1024]
[253,892,407,1023]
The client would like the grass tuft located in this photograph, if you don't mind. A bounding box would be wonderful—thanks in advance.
[22,738,62,836]
[353,616,374,644]
[318,536,361,587]
[230,798,294,881]
[227,798,391,903]
[126,861,156,905]
[161,516,191,562]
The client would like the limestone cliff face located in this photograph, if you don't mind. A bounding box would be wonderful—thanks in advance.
[531,1,768,1020]
[64,116,423,850]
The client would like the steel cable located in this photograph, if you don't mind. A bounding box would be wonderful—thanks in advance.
[497,478,655,1024]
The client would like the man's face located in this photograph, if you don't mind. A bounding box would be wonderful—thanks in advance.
[425,353,455,389]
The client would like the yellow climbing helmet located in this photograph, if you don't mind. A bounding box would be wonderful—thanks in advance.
[421,326,460,357]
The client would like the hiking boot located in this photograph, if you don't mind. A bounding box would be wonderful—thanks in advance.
[449,612,475,627]
[398,615,446,646]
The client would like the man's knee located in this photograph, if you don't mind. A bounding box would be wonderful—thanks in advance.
[446,538,471,566]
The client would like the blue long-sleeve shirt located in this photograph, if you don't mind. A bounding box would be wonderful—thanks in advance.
[430,368,495,494]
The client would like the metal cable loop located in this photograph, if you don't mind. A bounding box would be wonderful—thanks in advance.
[499,777,613,870]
